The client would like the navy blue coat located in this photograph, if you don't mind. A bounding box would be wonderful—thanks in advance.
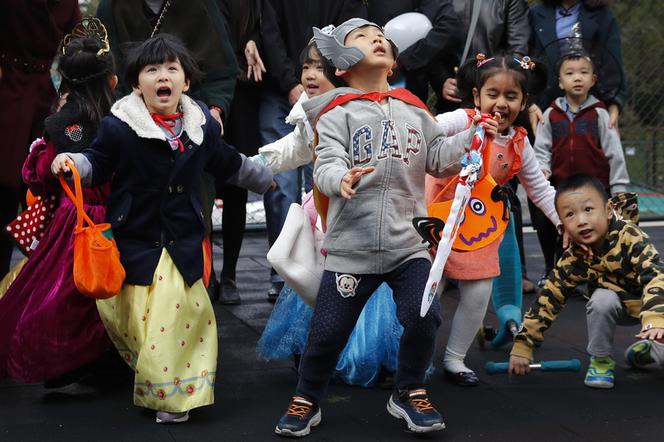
[82,105,242,287]
[530,4,627,109]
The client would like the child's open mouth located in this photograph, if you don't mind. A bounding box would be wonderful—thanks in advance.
[157,86,172,100]
[579,228,593,239]
[373,46,386,55]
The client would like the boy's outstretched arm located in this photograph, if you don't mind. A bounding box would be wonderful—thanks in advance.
[425,115,496,178]
[225,153,274,194]
[510,252,586,369]
[425,122,474,178]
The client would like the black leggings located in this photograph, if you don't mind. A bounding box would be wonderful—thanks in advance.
[217,183,248,281]
[297,258,441,403]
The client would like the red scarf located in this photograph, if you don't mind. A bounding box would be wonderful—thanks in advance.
[151,112,185,152]
[317,88,429,119]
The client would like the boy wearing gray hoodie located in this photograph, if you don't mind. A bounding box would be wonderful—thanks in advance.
[274,19,484,437]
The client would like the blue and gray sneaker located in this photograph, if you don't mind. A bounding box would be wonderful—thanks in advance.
[584,356,615,389]
[386,388,445,433]
[275,396,321,438]
[625,339,664,370]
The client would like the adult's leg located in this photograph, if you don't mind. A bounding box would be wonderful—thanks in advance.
[218,184,248,281]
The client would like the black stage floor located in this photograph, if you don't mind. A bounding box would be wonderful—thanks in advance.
[3,227,664,441]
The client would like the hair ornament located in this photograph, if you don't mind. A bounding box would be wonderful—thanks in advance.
[61,16,110,57]
[514,55,535,71]
[476,53,495,68]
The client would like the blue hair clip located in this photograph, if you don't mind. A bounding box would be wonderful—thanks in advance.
[514,56,535,71]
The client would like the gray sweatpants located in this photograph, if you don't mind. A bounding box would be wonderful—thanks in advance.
[586,288,639,357]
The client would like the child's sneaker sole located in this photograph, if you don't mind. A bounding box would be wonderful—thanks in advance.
[155,411,189,423]
[583,378,614,389]
[625,339,661,369]
[274,409,321,438]
[386,395,445,433]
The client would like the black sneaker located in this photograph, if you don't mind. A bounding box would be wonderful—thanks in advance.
[267,281,284,303]
[387,388,445,433]
[275,396,321,437]
[219,277,240,305]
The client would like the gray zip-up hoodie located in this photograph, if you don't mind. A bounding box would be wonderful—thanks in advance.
[303,87,474,274]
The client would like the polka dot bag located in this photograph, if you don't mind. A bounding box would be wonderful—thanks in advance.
[5,194,57,255]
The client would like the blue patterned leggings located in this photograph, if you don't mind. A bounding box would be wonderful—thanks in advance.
[296,258,441,403]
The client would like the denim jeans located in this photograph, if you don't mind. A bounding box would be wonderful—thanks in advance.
[259,87,313,282]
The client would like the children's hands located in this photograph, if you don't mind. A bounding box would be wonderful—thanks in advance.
[508,355,531,376]
[636,327,664,340]
[471,113,500,138]
[340,166,375,199]
[561,227,594,259]
[51,153,74,176]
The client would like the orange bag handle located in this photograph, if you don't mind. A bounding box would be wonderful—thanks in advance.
[58,161,96,231]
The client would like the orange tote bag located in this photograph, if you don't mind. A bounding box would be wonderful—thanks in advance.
[59,162,125,299]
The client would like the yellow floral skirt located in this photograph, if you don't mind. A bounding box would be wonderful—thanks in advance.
[97,249,217,412]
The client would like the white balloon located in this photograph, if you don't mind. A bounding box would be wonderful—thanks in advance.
[384,12,433,53]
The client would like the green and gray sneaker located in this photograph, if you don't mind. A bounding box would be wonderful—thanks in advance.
[584,356,615,389]
[625,339,664,370]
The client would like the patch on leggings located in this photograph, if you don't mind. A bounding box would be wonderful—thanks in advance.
[335,273,360,298]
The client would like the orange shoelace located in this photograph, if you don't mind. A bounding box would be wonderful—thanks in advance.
[286,397,313,418]
[411,397,434,413]
[409,389,434,412]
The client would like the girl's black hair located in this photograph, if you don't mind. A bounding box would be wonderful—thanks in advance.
[58,37,116,125]
[456,54,548,109]
[299,41,345,88]
[124,34,203,89]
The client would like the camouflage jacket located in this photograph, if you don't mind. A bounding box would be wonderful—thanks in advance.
[511,218,664,360]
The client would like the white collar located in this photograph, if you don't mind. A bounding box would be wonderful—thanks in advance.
[111,92,205,145]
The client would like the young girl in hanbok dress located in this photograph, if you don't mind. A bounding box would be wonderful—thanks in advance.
[51,35,273,423]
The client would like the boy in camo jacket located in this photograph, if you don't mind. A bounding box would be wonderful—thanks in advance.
[509,174,664,389]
